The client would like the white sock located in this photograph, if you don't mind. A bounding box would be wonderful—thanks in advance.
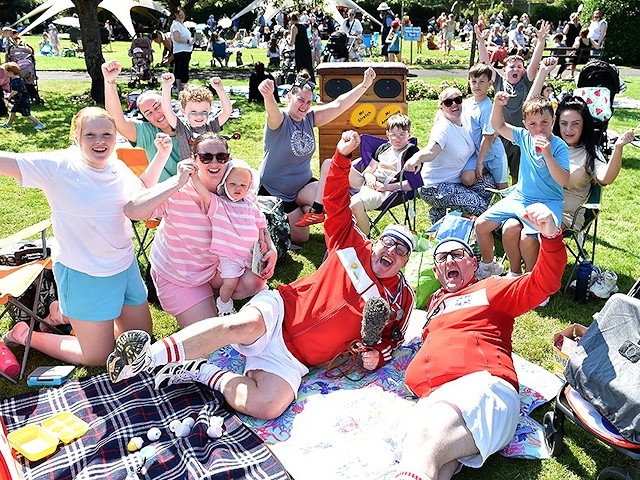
[150,336,185,364]
[216,297,234,313]
[197,363,235,391]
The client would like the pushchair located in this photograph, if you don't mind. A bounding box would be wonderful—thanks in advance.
[276,47,297,86]
[323,31,349,62]
[5,44,43,104]
[543,292,640,480]
[571,59,626,156]
[128,37,156,88]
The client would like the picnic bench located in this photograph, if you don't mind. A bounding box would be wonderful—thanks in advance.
[543,47,601,63]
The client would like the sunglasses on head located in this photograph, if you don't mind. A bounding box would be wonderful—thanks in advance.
[195,152,230,164]
[294,77,315,91]
[441,96,464,107]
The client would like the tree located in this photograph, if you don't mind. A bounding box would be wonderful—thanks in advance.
[580,0,640,65]
[71,0,106,104]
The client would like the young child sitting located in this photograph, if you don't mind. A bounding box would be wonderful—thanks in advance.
[191,159,268,315]
[348,114,419,235]
[473,94,569,280]
[160,72,233,161]
[1,62,45,130]
[461,62,509,190]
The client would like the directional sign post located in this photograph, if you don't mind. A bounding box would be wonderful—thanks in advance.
[403,26,422,64]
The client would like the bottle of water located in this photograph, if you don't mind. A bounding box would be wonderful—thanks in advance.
[0,341,19,378]
[574,260,592,303]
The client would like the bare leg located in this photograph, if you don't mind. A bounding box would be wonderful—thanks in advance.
[502,218,524,275]
[520,234,541,273]
[176,296,217,329]
[349,197,370,235]
[398,400,480,480]
[288,208,310,244]
[218,369,295,419]
[460,170,476,187]
[115,302,152,338]
[474,217,500,263]
[219,277,239,304]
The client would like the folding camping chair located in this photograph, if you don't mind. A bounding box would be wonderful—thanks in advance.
[563,182,601,292]
[115,147,160,271]
[0,219,63,379]
[354,134,423,236]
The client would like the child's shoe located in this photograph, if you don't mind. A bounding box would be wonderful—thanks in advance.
[35,124,46,131]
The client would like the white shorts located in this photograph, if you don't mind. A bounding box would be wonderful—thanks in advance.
[418,370,520,468]
[233,290,309,395]
[352,185,392,210]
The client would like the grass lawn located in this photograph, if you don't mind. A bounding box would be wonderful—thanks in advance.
[0,67,639,479]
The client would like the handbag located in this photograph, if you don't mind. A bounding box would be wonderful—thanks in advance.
[564,293,640,443]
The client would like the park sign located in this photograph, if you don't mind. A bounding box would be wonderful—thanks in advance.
[403,26,422,42]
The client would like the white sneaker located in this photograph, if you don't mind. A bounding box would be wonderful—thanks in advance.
[154,358,208,389]
[589,270,619,298]
[505,271,522,279]
[475,260,504,280]
[106,330,153,383]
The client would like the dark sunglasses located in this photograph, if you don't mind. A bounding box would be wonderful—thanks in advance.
[380,236,410,257]
[434,248,469,264]
[441,95,464,107]
[195,152,230,164]
[294,77,315,91]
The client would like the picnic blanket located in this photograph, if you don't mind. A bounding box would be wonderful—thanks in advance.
[0,373,290,480]
[209,338,563,478]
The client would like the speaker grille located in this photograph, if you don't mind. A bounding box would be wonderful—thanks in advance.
[324,79,354,99]
[374,79,402,99]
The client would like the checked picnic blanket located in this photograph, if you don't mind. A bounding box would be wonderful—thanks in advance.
[209,339,563,478]
[0,373,290,480]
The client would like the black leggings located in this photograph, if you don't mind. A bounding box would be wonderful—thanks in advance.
[173,51,191,83]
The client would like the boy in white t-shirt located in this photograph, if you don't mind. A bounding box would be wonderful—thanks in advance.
[348,114,419,235]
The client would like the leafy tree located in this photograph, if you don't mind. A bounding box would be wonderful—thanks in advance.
[579,0,640,65]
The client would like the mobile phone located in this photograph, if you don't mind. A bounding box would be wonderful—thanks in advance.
[251,241,263,275]
[27,366,76,387]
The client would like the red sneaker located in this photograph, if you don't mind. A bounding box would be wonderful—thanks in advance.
[294,211,326,227]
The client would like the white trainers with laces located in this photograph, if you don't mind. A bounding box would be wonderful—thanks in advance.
[589,270,619,298]
[475,260,504,280]
[154,358,208,389]
[106,330,153,383]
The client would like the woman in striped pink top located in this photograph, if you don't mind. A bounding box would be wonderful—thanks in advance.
[124,133,277,327]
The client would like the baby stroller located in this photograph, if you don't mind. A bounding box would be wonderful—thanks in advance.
[5,44,43,104]
[128,37,156,88]
[543,292,640,480]
[323,31,349,62]
[572,60,625,156]
[276,47,297,86]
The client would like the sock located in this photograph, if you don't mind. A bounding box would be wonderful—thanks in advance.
[311,201,324,214]
[150,336,185,364]
[4,322,29,346]
[395,470,431,480]
[216,297,234,313]
[198,363,235,391]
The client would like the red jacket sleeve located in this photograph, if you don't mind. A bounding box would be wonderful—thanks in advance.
[323,149,368,251]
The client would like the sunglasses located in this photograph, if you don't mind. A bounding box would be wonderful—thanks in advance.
[441,96,464,107]
[434,248,469,264]
[294,78,315,91]
[195,152,230,164]
[380,236,410,257]
[187,111,209,117]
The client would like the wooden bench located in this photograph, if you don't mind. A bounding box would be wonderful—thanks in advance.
[543,47,601,63]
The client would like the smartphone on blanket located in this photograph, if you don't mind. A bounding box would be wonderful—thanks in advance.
[27,365,75,387]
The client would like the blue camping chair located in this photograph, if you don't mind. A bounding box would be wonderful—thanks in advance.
[352,134,423,235]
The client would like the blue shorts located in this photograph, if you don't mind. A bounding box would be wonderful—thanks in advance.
[53,260,147,321]
[481,190,562,236]
[463,155,508,185]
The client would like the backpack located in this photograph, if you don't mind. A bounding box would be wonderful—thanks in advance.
[0,240,57,323]
[257,196,291,260]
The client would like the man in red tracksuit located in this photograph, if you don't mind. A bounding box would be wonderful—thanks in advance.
[107,130,415,420]
[395,203,566,480]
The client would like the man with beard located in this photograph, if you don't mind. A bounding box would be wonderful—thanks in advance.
[394,203,566,480]
[103,60,180,181]
[107,130,415,420]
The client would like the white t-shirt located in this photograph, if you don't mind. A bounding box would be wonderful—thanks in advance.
[340,18,363,36]
[17,147,142,276]
[171,20,193,54]
[420,117,475,187]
